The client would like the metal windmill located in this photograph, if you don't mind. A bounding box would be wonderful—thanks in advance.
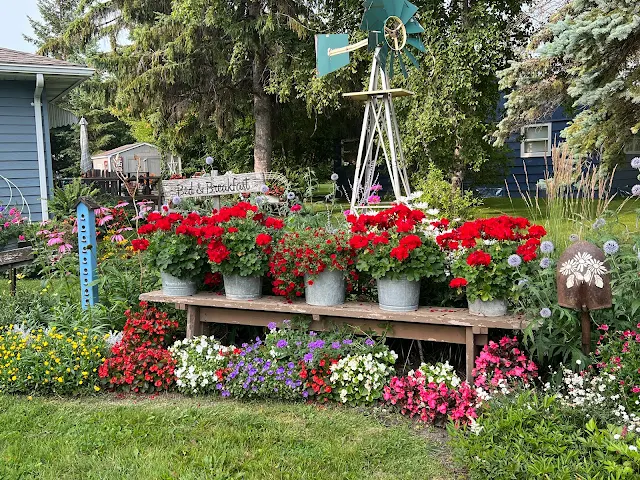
[315,0,425,212]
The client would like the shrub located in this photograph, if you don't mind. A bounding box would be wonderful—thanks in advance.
[383,369,478,427]
[0,324,106,395]
[98,303,178,393]
[413,163,481,220]
[449,392,640,479]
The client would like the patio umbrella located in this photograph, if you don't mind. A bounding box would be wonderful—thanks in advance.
[79,117,92,174]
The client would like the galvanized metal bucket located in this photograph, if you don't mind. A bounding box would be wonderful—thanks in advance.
[468,298,508,317]
[223,274,262,300]
[305,270,345,306]
[377,276,420,312]
[161,271,197,297]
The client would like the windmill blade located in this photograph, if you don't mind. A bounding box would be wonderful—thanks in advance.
[406,36,426,53]
[398,52,408,78]
[368,31,382,51]
[399,1,418,24]
[382,0,404,18]
[404,49,420,69]
[405,18,424,34]
[361,0,387,31]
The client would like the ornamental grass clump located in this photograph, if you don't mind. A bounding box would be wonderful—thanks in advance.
[98,302,178,393]
[0,325,107,395]
[346,204,445,281]
[437,216,547,302]
[269,228,355,298]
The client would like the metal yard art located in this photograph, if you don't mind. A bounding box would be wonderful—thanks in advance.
[557,241,612,354]
[315,0,426,212]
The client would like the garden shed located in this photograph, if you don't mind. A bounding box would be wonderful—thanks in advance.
[90,142,181,177]
[0,47,93,221]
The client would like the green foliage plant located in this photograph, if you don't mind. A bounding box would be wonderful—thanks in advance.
[48,179,100,220]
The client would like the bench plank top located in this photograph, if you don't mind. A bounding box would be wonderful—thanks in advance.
[139,290,525,330]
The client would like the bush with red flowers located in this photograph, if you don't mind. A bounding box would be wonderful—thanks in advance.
[383,369,479,427]
[98,302,178,393]
[135,210,207,280]
[269,228,355,298]
[472,336,538,397]
[437,216,547,302]
[202,202,284,277]
[346,204,446,280]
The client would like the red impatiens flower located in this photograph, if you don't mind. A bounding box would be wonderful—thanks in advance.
[131,238,150,251]
[290,204,302,212]
[466,250,491,267]
[449,277,468,288]
[256,233,273,246]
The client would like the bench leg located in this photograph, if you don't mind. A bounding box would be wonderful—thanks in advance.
[186,305,203,338]
[465,327,475,381]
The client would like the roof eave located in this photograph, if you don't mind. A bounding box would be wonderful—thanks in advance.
[0,63,95,77]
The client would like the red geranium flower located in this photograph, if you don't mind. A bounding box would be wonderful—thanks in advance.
[131,238,150,251]
[256,233,273,246]
[449,277,468,288]
[466,250,491,267]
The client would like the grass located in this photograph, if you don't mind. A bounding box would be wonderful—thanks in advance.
[0,395,455,480]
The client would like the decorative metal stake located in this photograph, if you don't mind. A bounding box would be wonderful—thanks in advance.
[557,240,612,355]
[75,197,100,309]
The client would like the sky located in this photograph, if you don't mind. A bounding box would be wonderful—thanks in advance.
[0,2,41,53]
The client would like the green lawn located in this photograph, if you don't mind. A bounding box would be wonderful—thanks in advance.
[0,395,455,480]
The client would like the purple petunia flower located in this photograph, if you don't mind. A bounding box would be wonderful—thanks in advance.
[365,338,375,346]
[287,362,295,369]
[267,322,277,330]
[343,339,353,345]
[258,376,265,382]
[309,331,317,336]
[222,391,230,397]
[276,339,288,348]
[302,391,309,398]
[331,341,341,349]
[216,383,223,390]
[276,367,285,375]
[304,353,313,362]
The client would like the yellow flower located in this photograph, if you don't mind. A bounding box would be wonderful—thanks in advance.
[94,386,100,392]
[57,377,63,383]
[27,396,32,401]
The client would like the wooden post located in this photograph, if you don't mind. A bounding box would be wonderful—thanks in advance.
[9,268,16,296]
[211,170,220,211]
[186,305,203,338]
[581,310,591,355]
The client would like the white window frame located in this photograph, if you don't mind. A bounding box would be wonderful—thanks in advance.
[624,135,640,154]
[520,122,552,158]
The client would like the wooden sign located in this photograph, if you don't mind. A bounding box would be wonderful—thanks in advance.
[162,172,266,199]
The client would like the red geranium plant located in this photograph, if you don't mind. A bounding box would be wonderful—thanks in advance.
[269,228,355,298]
[201,202,284,277]
[346,204,445,281]
[436,216,546,302]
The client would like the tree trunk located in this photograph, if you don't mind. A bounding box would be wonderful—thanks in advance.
[451,144,464,192]
[252,51,272,173]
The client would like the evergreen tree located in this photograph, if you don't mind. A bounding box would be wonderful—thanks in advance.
[494,0,640,167]
[24,0,81,53]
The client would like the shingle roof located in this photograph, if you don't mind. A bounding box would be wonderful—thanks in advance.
[92,143,158,158]
[0,47,85,68]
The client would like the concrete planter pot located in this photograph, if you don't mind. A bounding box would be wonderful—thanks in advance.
[304,270,345,306]
[161,271,197,297]
[377,276,420,312]
[468,298,508,317]
[223,274,262,300]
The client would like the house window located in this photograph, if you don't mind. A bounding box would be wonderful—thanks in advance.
[521,123,552,158]
[624,135,640,154]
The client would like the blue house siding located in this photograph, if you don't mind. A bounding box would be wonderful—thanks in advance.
[0,80,45,221]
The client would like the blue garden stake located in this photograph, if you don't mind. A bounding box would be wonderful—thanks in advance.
[75,197,100,309]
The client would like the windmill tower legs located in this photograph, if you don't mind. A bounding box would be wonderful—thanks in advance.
[349,48,412,213]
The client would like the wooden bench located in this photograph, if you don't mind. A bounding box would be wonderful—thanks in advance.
[139,290,526,380]
[0,246,34,295]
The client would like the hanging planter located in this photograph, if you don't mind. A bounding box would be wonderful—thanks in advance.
[223,274,262,300]
[305,270,345,306]
[160,271,197,297]
[377,276,420,312]
[467,297,508,317]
